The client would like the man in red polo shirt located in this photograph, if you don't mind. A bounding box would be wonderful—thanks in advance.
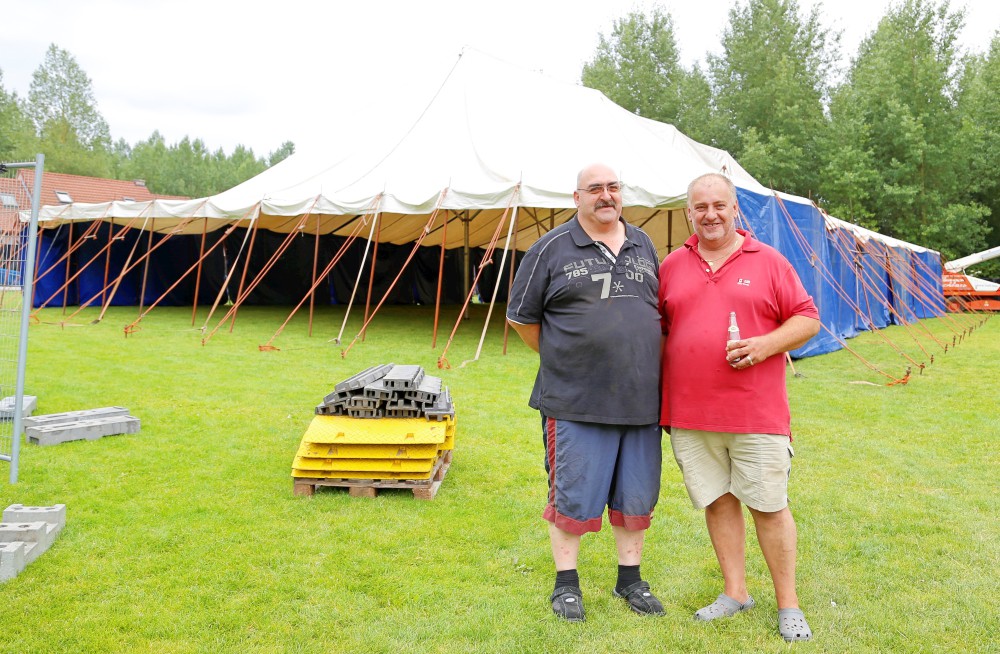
[658,173,820,642]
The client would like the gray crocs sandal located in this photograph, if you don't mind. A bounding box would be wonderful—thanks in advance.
[613,580,665,616]
[550,586,585,622]
[694,593,756,621]
[778,608,812,641]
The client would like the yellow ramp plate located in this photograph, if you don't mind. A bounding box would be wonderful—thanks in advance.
[296,442,440,459]
[293,455,436,473]
[302,415,451,445]
[292,467,435,480]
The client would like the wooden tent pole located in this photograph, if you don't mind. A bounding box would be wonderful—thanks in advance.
[502,209,518,355]
[667,210,674,253]
[463,211,470,320]
[96,215,153,322]
[361,214,381,341]
[191,218,208,326]
[62,222,73,314]
[432,211,450,348]
[229,216,261,333]
[102,219,112,309]
[138,218,155,315]
[309,214,320,337]
[32,226,44,315]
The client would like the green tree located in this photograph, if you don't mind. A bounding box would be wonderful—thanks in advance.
[827,0,989,258]
[267,141,295,167]
[956,34,1000,266]
[0,71,37,162]
[582,8,685,122]
[26,44,112,175]
[674,64,723,147]
[708,0,839,197]
[816,89,880,224]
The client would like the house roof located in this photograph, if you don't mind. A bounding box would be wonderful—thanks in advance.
[11,170,187,210]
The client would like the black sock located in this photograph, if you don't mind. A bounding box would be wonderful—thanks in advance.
[616,564,641,592]
[555,568,580,591]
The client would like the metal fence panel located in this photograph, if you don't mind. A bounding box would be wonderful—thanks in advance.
[0,155,43,483]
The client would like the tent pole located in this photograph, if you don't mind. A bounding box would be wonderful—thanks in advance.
[229,217,261,333]
[309,214,320,337]
[362,215,381,341]
[192,218,208,326]
[668,210,674,253]
[502,211,518,355]
[102,219,112,309]
[97,215,152,322]
[32,226,44,313]
[63,222,73,314]
[463,211,470,321]
[432,211,450,348]
[138,219,154,316]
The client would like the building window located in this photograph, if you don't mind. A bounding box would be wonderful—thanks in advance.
[0,193,17,209]
[55,190,73,204]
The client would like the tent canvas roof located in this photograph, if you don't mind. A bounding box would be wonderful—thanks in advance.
[37,48,775,257]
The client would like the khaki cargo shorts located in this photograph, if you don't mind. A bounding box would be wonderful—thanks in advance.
[669,428,793,512]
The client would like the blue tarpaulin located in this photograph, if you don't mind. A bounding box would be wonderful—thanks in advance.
[736,189,943,358]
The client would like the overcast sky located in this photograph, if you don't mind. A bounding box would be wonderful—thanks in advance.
[3,0,997,159]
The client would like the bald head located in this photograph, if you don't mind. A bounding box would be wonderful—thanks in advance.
[577,163,618,189]
[687,173,736,207]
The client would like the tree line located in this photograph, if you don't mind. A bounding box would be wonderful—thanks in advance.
[583,0,999,273]
[0,44,294,200]
[1,0,997,274]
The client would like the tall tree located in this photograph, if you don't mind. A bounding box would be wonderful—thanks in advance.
[709,0,839,197]
[582,8,686,123]
[674,64,724,147]
[955,34,1000,268]
[267,141,296,168]
[27,44,112,175]
[824,0,988,258]
[0,70,37,161]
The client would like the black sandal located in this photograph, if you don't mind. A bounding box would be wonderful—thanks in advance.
[550,586,585,622]
[613,581,665,616]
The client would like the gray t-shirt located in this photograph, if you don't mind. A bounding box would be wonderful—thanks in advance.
[507,216,661,425]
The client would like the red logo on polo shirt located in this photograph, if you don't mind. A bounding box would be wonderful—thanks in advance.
[737,278,751,287]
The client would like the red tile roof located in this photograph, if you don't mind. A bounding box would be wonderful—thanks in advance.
[12,170,188,209]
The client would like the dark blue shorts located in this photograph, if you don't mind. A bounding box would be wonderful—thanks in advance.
[541,414,662,535]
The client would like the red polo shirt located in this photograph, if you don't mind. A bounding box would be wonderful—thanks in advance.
[658,230,819,436]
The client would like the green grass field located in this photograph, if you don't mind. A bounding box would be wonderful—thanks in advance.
[1,305,997,653]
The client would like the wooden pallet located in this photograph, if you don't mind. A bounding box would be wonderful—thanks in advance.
[292,450,452,500]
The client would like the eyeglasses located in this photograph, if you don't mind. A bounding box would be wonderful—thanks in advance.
[576,182,622,195]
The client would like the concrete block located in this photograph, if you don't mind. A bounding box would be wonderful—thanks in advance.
[321,388,352,406]
[347,396,380,409]
[363,379,393,400]
[26,415,141,446]
[405,375,442,404]
[0,522,55,563]
[346,408,384,419]
[0,542,26,582]
[383,365,424,390]
[334,364,394,392]
[3,504,66,535]
[424,387,455,420]
[23,406,130,429]
[0,395,38,420]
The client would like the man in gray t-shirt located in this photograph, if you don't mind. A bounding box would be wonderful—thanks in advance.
[507,163,663,622]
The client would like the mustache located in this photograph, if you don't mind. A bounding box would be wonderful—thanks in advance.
[595,200,617,209]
